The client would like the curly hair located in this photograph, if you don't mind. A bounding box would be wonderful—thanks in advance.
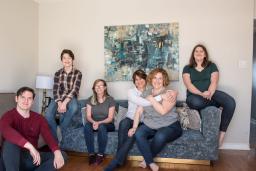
[147,68,170,87]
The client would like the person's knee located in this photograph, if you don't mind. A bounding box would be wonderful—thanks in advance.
[3,141,19,151]
[227,96,236,111]
[98,124,107,132]
[134,129,146,140]
[154,133,168,145]
[186,96,205,110]
[67,99,79,114]
[119,118,131,130]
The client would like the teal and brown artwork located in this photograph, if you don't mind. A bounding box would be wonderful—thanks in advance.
[104,22,179,81]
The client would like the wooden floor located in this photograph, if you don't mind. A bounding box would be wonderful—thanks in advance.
[60,150,256,171]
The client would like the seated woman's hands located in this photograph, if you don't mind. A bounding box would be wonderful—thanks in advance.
[201,91,212,100]
[93,121,100,130]
[128,127,136,137]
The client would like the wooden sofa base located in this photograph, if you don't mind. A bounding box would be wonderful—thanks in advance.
[67,151,210,167]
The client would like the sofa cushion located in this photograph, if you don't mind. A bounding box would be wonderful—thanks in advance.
[114,106,127,130]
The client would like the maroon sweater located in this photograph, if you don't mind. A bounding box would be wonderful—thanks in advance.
[0,108,59,152]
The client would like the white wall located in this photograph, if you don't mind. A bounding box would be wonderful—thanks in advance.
[0,0,38,110]
[37,0,254,149]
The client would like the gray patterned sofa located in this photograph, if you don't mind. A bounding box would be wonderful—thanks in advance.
[60,99,221,164]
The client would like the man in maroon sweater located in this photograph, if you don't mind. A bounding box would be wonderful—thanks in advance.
[0,87,66,171]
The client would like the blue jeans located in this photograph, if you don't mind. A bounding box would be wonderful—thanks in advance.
[114,117,136,165]
[84,122,115,155]
[1,141,67,171]
[135,121,182,165]
[186,90,236,132]
[45,98,79,141]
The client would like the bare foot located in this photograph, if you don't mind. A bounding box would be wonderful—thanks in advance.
[149,163,159,171]
[139,160,146,168]
[219,131,225,147]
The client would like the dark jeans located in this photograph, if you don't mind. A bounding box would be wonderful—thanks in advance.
[1,141,65,171]
[84,122,115,155]
[186,90,236,132]
[135,121,182,165]
[113,117,136,165]
[45,98,79,141]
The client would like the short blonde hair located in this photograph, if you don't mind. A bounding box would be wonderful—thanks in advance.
[147,68,170,87]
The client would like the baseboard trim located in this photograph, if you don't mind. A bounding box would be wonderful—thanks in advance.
[66,151,210,166]
[219,143,250,150]
[127,155,210,165]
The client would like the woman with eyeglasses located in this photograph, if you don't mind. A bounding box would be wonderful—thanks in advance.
[84,79,115,165]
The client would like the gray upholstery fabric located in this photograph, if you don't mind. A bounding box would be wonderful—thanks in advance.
[0,93,16,147]
[60,100,221,160]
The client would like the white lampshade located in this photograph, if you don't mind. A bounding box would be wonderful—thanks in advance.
[36,75,53,89]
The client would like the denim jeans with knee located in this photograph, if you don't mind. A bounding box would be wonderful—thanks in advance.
[135,121,182,165]
[186,90,236,132]
[84,122,115,155]
[1,141,57,171]
[45,98,79,141]
[112,117,136,165]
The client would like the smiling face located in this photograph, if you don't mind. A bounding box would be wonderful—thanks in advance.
[134,75,146,91]
[61,53,73,68]
[193,46,206,64]
[94,80,107,96]
[16,91,34,111]
[151,72,164,90]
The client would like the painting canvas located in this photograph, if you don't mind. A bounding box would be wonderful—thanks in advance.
[104,22,179,81]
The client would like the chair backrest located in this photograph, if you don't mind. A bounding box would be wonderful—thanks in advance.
[0,93,16,147]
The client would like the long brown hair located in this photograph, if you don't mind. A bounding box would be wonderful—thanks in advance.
[189,44,211,67]
[90,79,109,105]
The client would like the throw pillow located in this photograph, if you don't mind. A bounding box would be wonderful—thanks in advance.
[176,103,201,131]
[81,107,87,126]
[114,106,128,130]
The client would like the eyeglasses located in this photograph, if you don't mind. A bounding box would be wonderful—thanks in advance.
[95,85,105,88]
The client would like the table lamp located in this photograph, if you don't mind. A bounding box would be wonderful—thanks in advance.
[36,75,53,115]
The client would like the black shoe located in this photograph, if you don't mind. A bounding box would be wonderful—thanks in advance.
[88,154,96,165]
[95,154,105,165]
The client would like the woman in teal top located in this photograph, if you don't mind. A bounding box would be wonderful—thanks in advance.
[182,44,236,146]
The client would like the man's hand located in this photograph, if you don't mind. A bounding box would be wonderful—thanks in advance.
[53,150,65,169]
[24,142,41,166]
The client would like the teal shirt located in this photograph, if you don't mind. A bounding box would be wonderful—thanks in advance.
[182,62,218,96]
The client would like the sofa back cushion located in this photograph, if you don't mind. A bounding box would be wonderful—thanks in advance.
[0,93,16,147]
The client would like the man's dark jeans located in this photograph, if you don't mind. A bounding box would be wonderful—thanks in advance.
[1,141,61,171]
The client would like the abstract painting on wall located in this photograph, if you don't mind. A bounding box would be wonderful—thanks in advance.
[104,22,179,81]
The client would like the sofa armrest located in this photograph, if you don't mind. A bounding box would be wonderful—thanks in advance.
[201,106,221,143]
